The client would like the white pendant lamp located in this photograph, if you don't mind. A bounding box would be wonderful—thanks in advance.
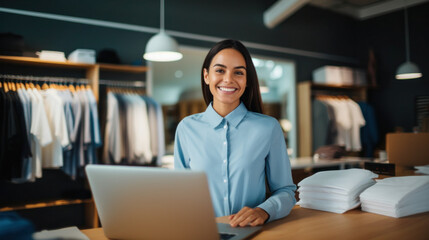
[144,0,182,62]
[395,7,422,80]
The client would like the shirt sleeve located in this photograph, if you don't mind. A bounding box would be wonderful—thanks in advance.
[257,120,297,222]
[174,121,190,169]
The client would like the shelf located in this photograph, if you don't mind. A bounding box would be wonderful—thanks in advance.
[0,198,94,212]
[0,56,94,69]
[0,55,149,101]
[311,83,368,89]
[99,63,148,73]
[0,56,148,73]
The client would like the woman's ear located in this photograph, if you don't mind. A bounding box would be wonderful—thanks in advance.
[203,68,209,85]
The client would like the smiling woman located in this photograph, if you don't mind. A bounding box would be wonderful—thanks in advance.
[203,48,249,117]
[174,39,297,228]
[201,40,263,116]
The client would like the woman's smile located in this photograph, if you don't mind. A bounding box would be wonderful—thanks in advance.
[217,86,238,93]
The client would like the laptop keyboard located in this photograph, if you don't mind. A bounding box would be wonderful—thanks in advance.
[219,233,236,240]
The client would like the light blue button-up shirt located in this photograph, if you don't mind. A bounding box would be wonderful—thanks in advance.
[174,102,296,222]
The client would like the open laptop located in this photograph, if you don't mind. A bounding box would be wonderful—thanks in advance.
[85,165,262,240]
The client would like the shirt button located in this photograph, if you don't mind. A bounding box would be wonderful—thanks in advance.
[224,125,227,129]
[223,141,227,145]
[223,159,227,163]
[224,179,227,183]
[224,197,227,200]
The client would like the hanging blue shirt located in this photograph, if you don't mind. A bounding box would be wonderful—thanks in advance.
[174,102,296,222]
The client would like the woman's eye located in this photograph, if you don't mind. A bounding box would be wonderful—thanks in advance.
[235,71,244,75]
[215,69,225,73]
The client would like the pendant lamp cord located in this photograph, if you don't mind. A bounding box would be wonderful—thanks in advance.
[404,7,410,62]
[160,0,165,32]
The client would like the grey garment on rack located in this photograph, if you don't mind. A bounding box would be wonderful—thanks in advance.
[69,90,83,178]
[17,89,31,138]
[104,92,122,164]
[84,89,101,166]
[76,89,89,167]
[14,89,34,182]
[10,90,33,183]
[86,89,101,147]
[312,99,330,152]
[143,96,165,166]
[60,89,76,179]
[145,97,159,159]
[82,89,95,166]
[114,93,130,163]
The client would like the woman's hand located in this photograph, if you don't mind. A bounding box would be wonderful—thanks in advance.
[228,207,269,227]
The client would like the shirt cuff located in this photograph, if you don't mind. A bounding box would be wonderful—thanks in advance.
[257,201,275,222]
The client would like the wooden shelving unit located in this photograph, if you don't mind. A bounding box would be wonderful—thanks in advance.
[0,199,93,212]
[297,81,368,157]
[0,55,148,228]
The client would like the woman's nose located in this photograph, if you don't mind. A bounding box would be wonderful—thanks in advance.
[223,72,233,83]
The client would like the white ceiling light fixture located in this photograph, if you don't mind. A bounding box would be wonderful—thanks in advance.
[395,7,422,80]
[143,0,182,62]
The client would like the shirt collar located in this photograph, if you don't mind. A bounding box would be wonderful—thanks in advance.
[203,102,248,129]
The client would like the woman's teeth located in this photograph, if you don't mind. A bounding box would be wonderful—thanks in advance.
[218,87,236,92]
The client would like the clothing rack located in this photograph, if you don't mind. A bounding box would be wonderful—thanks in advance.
[99,79,145,88]
[0,74,89,84]
[312,89,365,102]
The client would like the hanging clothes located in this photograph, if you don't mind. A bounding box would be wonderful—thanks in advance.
[357,101,379,158]
[312,96,366,152]
[0,86,32,181]
[103,90,164,165]
[0,79,101,182]
[41,88,70,168]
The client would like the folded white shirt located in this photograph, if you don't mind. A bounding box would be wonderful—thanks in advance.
[360,176,429,217]
[415,165,429,175]
[298,168,378,193]
[360,176,429,206]
[361,201,429,218]
[298,197,359,209]
[299,182,376,201]
[298,200,361,214]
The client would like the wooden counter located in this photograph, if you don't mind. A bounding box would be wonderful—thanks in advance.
[81,206,429,239]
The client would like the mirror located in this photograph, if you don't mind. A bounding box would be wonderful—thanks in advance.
[150,46,297,158]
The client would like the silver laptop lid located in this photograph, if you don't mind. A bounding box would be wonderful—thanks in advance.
[86,165,219,240]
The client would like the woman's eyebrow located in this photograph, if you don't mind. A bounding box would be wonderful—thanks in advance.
[213,63,226,68]
[213,63,246,70]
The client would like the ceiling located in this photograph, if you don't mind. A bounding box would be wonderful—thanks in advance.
[309,0,428,19]
[263,0,429,28]
[311,0,391,9]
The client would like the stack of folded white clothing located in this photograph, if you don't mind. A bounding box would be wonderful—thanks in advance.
[415,165,429,175]
[297,168,378,213]
[360,176,429,218]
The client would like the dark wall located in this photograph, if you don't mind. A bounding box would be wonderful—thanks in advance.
[357,3,429,140]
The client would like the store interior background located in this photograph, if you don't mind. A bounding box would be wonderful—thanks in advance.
[0,0,428,231]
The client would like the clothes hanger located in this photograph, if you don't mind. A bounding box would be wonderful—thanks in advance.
[4,79,9,93]
[41,78,49,90]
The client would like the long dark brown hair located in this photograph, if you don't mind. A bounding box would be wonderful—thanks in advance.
[201,39,263,114]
